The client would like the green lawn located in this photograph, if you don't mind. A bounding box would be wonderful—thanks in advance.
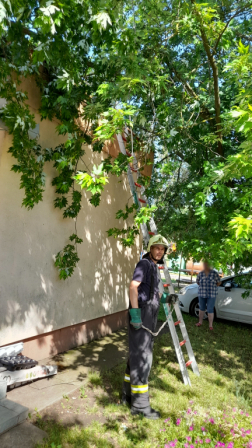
[35,311,252,448]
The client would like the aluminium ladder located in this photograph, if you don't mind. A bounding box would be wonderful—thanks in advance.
[116,132,200,386]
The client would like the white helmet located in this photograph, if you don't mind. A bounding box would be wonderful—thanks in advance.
[147,234,169,252]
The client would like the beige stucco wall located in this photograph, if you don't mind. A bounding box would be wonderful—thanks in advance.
[0,77,140,346]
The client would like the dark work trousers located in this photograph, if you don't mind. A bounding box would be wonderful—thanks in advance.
[122,298,160,409]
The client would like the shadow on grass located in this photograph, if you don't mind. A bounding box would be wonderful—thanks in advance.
[36,418,116,448]
[35,312,252,448]
[51,330,129,374]
[81,312,252,409]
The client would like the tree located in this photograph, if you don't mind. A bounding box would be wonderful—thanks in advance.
[1,0,252,278]
[142,2,252,274]
[0,0,135,278]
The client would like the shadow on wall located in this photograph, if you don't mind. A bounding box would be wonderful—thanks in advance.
[0,140,139,352]
[46,312,129,359]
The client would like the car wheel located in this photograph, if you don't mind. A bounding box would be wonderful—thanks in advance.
[190,298,208,320]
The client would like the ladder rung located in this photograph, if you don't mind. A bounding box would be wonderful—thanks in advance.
[180,339,186,347]
[130,168,137,172]
[139,198,146,204]
[134,182,142,188]
[163,284,170,287]
[148,231,155,235]
[126,150,131,157]
[174,320,181,326]
[158,266,164,269]
[122,136,127,142]
[186,360,193,367]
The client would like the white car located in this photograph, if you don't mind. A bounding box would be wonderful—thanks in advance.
[178,274,252,324]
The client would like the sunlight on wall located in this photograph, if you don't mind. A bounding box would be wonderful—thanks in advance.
[0,77,141,346]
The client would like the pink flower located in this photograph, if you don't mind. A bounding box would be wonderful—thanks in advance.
[187,408,192,414]
[186,436,192,441]
[246,413,249,417]
[205,439,211,443]
[176,419,181,426]
[164,418,171,423]
[241,411,244,415]
[199,441,203,444]
[201,427,205,432]
[226,443,234,448]
[209,418,215,424]
[184,444,189,448]
[194,411,197,415]
[246,430,252,434]
[189,426,194,431]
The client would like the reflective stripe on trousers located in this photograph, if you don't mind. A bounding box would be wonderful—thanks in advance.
[122,298,160,408]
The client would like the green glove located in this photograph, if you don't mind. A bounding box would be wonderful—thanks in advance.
[161,293,169,304]
[129,308,142,330]
[161,293,178,304]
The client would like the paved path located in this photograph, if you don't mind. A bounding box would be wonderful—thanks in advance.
[7,328,129,413]
[0,422,48,448]
[1,322,169,446]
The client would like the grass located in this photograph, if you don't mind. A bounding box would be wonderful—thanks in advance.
[88,371,103,387]
[35,311,252,448]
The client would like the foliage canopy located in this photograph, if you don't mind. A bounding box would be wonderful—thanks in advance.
[0,0,252,278]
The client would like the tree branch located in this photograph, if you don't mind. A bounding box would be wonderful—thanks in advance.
[235,32,252,43]
[163,56,212,120]
[213,3,252,55]
[190,0,223,157]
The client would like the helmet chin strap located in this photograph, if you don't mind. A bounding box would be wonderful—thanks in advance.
[150,252,160,262]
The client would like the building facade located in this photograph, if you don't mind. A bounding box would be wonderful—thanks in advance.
[0,77,147,360]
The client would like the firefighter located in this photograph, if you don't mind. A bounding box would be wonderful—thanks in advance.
[121,234,175,419]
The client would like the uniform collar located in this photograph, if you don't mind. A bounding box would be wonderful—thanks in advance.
[147,254,157,266]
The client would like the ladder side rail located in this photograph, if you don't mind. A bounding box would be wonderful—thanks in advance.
[117,134,150,247]
[121,130,158,235]
[117,135,137,199]
[140,222,151,247]
[149,217,157,234]
[157,267,164,295]
[162,260,176,295]
[130,154,158,236]
[163,304,191,386]
[163,259,200,376]
[162,261,193,385]
[118,132,199,381]
[174,302,200,376]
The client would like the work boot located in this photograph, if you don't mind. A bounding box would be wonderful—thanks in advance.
[131,405,160,420]
[121,393,131,406]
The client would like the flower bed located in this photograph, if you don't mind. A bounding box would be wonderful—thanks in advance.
[157,403,252,448]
